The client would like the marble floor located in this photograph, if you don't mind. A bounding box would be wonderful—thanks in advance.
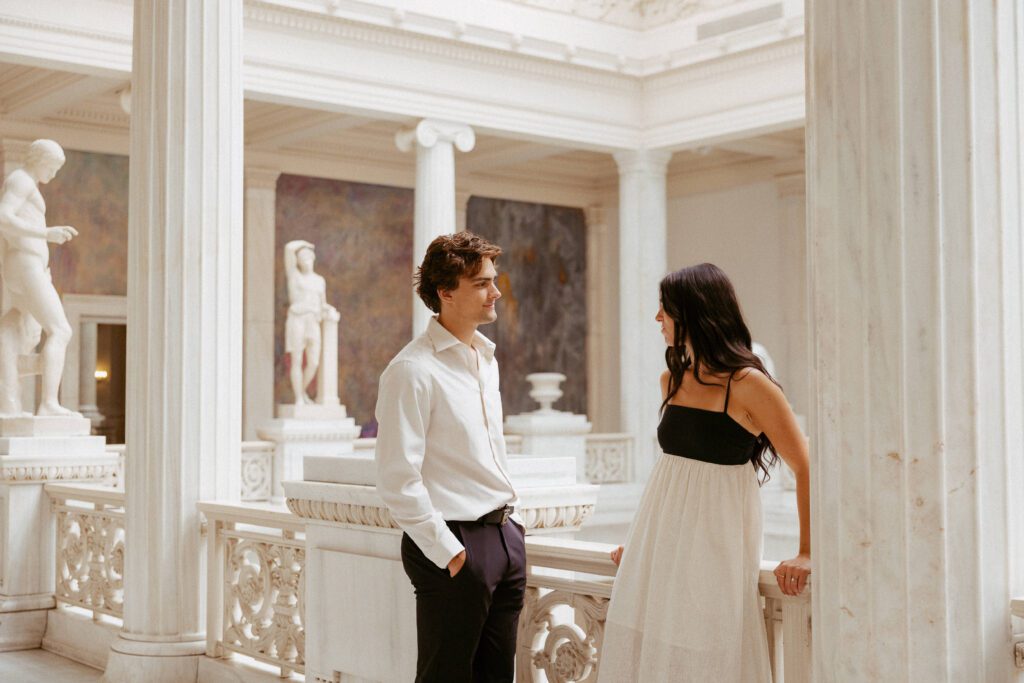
[0,648,102,682]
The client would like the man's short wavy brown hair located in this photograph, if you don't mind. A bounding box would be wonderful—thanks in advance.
[414,232,502,313]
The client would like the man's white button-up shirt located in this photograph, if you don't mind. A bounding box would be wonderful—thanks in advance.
[374,317,518,569]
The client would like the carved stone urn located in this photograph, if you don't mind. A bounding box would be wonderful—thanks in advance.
[526,372,566,414]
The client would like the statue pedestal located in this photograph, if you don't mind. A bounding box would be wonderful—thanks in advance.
[257,405,360,500]
[0,418,114,651]
[504,411,592,482]
[285,454,599,682]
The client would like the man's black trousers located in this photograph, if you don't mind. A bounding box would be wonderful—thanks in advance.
[400,519,527,683]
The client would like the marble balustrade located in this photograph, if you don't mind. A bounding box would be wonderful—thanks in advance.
[45,484,126,624]
[36,479,812,679]
[199,501,306,679]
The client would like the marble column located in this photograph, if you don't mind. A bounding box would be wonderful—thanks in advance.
[242,167,280,440]
[613,150,671,481]
[106,1,243,681]
[774,171,808,418]
[455,189,472,233]
[584,204,616,433]
[1,139,36,413]
[77,321,103,427]
[395,119,476,334]
[807,1,1024,681]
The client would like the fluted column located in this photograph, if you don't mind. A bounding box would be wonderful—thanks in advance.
[613,150,671,481]
[396,119,475,334]
[77,321,103,427]
[807,1,1024,681]
[106,1,243,681]
[774,171,808,418]
[242,167,280,440]
[584,204,617,433]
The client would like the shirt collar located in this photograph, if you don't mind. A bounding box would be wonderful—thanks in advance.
[426,316,496,362]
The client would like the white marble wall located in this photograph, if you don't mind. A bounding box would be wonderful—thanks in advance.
[807,1,1024,680]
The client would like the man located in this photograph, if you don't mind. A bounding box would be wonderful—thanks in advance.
[0,139,79,417]
[375,232,525,683]
[283,239,334,404]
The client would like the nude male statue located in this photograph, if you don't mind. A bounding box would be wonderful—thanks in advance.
[283,240,336,404]
[0,139,79,417]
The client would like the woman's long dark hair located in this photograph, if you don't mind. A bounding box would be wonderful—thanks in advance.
[659,263,780,484]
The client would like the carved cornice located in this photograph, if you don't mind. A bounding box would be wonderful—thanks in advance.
[0,462,117,483]
[286,497,595,531]
[243,2,638,89]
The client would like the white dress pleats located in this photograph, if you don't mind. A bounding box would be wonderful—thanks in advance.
[597,453,772,683]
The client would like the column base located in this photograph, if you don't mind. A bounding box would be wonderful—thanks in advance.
[0,606,47,651]
[104,636,205,683]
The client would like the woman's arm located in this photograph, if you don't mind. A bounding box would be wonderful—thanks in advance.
[733,369,811,596]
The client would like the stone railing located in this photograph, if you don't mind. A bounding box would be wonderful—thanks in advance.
[46,483,126,622]
[583,433,632,484]
[519,536,812,683]
[351,433,636,485]
[111,441,278,502]
[240,440,275,501]
[200,501,306,678]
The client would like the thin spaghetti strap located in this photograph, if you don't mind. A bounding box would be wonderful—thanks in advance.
[723,372,734,412]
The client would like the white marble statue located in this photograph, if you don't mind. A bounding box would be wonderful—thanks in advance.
[284,240,337,405]
[0,140,79,417]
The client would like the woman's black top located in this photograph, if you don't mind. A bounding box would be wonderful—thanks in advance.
[657,373,759,466]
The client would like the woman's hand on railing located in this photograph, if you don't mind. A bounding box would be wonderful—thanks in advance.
[773,553,811,596]
[610,545,624,567]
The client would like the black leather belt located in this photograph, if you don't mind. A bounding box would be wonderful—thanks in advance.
[476,505,514,526]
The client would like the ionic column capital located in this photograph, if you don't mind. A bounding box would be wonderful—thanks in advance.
[395,119,476,154]
[612,149,672,176]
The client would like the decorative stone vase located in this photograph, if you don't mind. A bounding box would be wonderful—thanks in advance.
[526,372,566,413]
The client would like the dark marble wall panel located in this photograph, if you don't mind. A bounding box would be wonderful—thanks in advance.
[274,175,414,430]
[38,150,130,296]
[467,197,587,417]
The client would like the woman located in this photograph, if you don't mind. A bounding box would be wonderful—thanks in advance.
[597,263,811,683]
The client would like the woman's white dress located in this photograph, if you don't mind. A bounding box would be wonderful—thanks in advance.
[597,446,772,682]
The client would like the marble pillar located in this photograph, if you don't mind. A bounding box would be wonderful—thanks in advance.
[613,150,671,481]
[584,204,618,433]
[455,189,471,233]
[807,1,1024,680]
[105,1,243,681]
[774,171,809,419]
[395,119,476,334]
[77,322,103,428]
[242,167,280,440]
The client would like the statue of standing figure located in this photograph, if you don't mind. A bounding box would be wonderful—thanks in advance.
[0,140,79,417]
[284,240,337,405]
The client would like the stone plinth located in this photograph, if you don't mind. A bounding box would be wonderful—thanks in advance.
[285,454,599,682]
[0,423,114,652]
[504,411,592,482]
[257,412,360,499]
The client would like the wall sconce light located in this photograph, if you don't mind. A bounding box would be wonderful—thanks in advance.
[94,369,109,381]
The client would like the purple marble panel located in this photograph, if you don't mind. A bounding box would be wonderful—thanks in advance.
[37,150,130,296]
[274,174,413,430]
[467,197,587,417]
